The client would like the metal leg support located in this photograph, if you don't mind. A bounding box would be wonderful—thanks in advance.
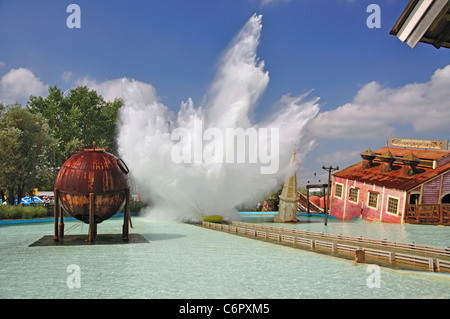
[89,193,96,244]
[123,188,130,242]
[53,188,59,242]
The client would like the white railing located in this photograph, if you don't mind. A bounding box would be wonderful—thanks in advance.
[229,221,450,258]
[437,259,450,273]
[201,221,449,272]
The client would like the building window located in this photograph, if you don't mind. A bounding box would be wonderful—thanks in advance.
[349,187,359,203]
[368,192,379,209]
[334,183,343,199]
[387,197,399,215]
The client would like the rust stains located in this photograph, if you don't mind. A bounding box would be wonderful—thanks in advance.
[54,146,130,224]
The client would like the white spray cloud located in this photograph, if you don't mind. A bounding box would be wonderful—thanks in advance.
[117,14,319,221]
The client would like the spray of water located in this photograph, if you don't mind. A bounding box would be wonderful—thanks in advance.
[117,14,319,221]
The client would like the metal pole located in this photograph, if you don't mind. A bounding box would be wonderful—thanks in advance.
[59,195,64,239]
[322,165,339,226]
[89,193,95,244]
[326,172,330,226]
[53,188,59,242]
[323,184,327,225]
[123,188,130,242]
[306,187,310,215]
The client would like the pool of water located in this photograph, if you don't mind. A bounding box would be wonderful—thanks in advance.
[0,216,449,299]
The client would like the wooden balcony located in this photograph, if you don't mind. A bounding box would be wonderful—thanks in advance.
[406,204,450,226]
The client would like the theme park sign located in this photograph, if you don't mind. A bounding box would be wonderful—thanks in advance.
[389,138,449,151]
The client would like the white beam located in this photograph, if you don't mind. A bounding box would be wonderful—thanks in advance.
[406,0,448,48]
[397,0,434,42]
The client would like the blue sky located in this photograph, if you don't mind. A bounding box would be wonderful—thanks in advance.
[1,0,449,186]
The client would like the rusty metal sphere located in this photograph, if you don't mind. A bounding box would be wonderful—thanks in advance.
[54,143,130,224]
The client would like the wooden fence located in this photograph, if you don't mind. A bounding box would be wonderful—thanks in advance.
[202,221,450,273]
[230,221,450,258]
[406,204,450,225]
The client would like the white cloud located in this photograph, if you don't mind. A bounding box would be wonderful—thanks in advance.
[259,0,291,7]
[307,64,450,140]
[0,67,48,105]
[75,76,158,103]
[316,149,360,165]
[62,71,72,83]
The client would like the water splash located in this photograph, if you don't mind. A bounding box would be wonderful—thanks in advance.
[117,14,319,221]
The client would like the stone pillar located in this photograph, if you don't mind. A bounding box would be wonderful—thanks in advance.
[275,152,299,223]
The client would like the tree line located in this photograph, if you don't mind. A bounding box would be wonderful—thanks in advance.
[0,86,122,205]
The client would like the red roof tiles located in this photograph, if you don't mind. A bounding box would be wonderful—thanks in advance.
[374,147,450,160]
[333,147,450,191]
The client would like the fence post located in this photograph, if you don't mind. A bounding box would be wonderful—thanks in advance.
[332,243,337,254]
[429,259,436,272]
[389,252,395,264]
[355,249,365,263]
[406,204,412,223]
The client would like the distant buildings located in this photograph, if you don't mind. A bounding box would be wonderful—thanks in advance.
[330,138,450,225]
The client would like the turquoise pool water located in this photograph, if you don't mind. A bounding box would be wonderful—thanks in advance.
[0,216,449,299]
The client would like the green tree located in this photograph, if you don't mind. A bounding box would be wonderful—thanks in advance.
[27,85,122,181]
[298,185,307,196]
[0,102,6,115]
[0,105,54,204]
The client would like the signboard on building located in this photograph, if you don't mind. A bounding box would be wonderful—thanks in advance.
[389,138,449,151]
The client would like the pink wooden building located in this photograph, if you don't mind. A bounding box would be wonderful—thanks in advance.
[329,140,450,224]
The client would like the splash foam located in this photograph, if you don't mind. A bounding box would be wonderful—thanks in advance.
[117,14,319,220]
